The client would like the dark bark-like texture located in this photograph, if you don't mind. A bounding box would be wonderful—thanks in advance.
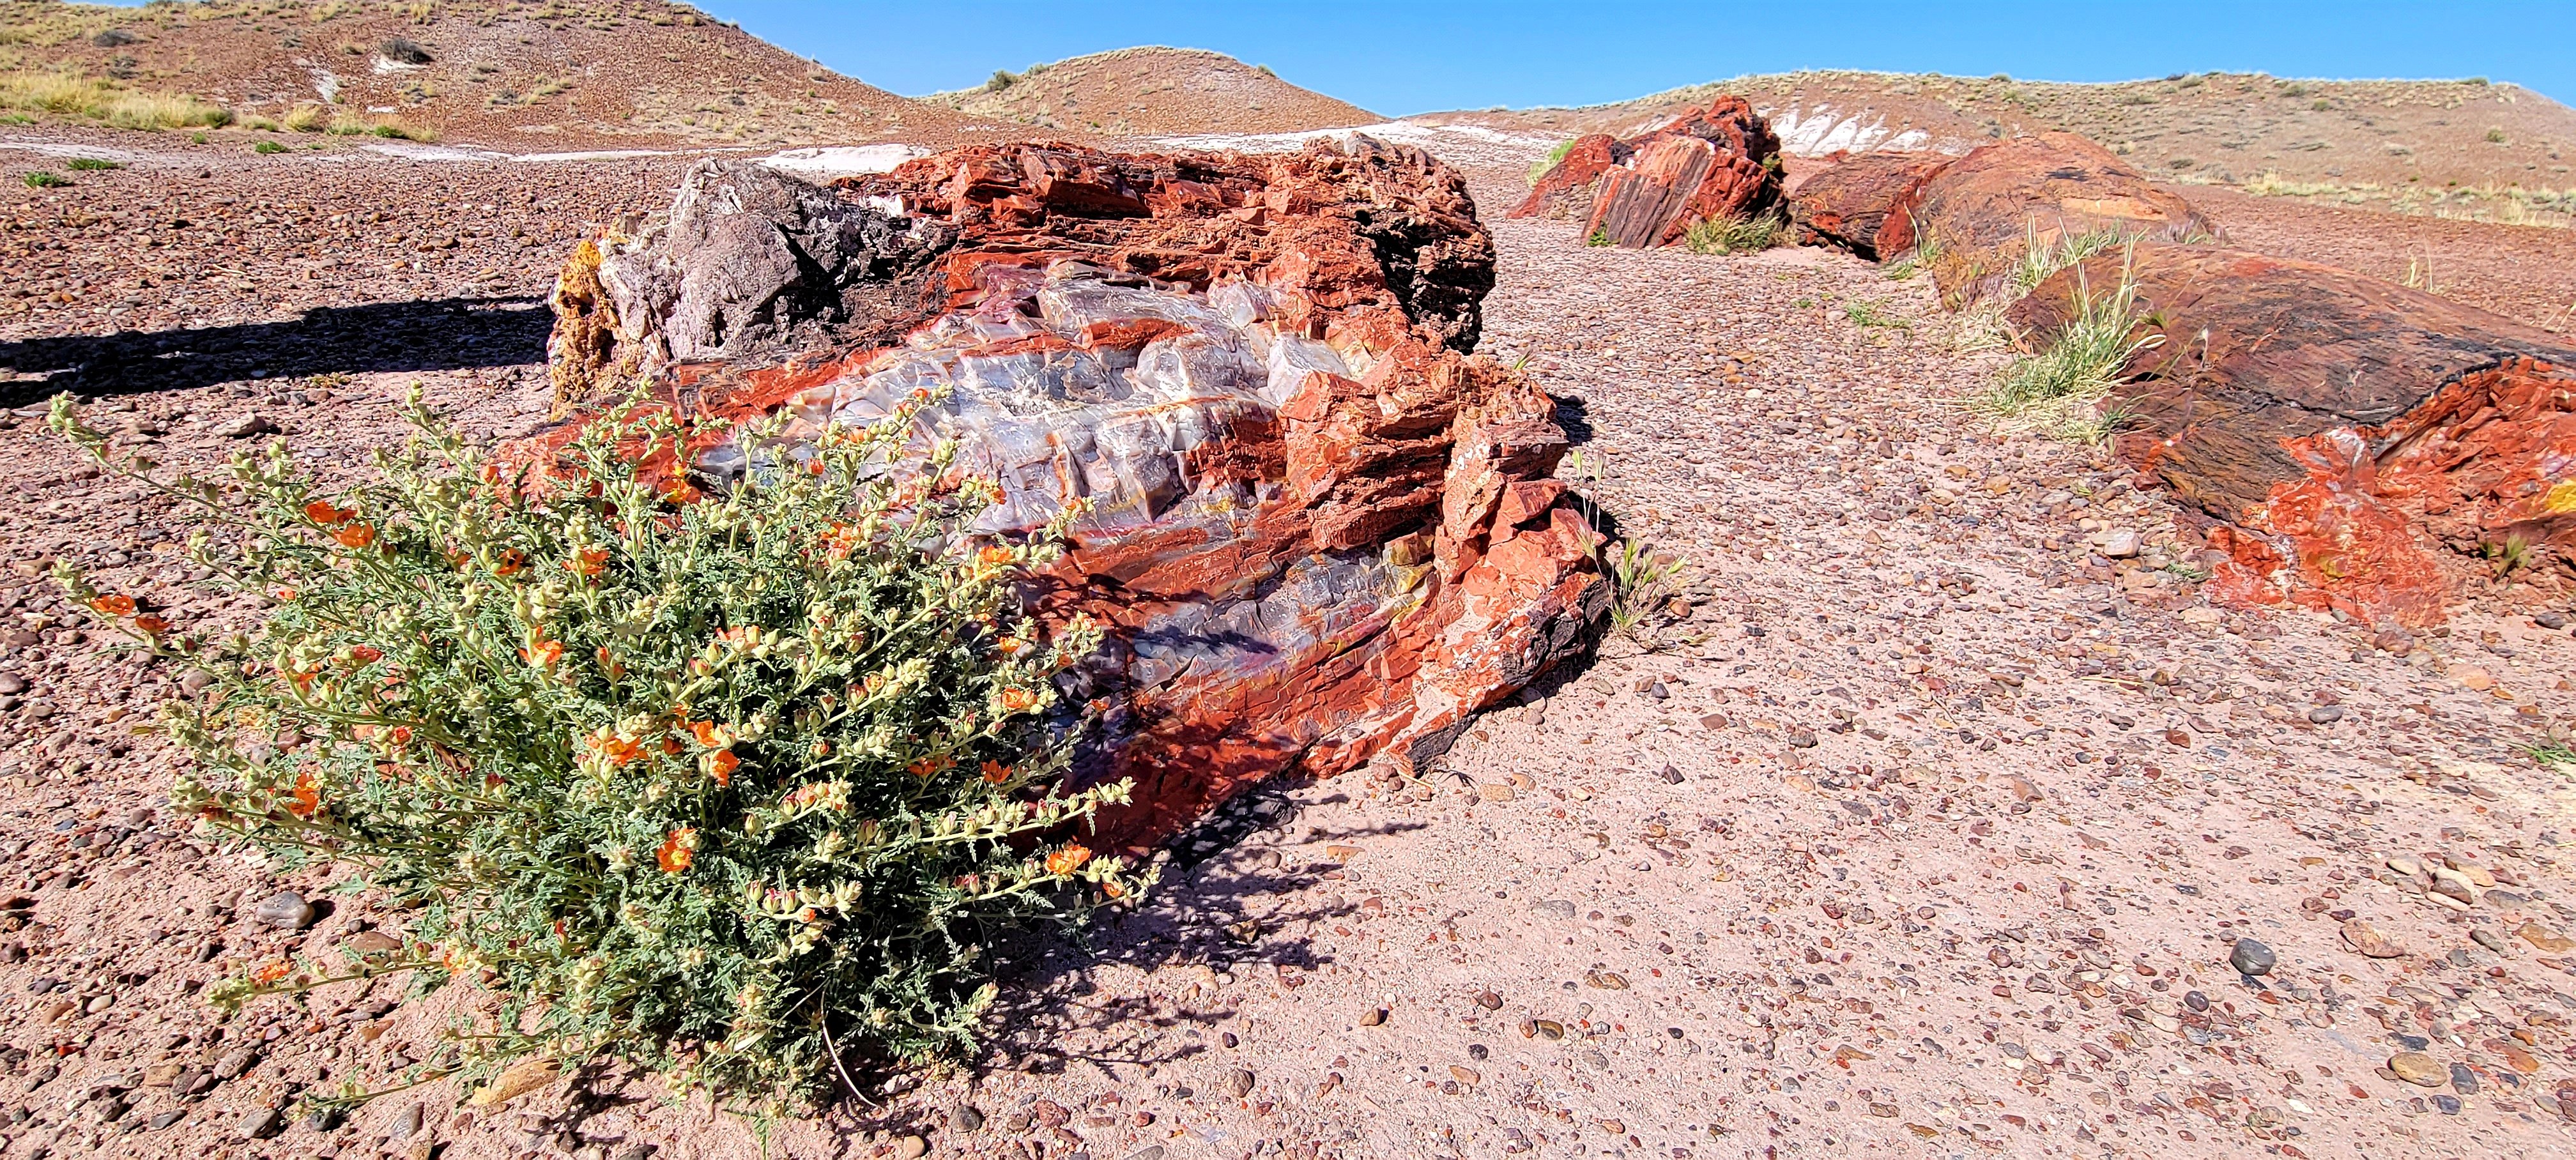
[1882,131,2218,304]
[1788,150,1955,260]
[1508,96,1783,248]
[2012,243,2576,623]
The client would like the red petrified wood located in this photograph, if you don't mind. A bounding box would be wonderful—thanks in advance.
[2011,244,2576,625]
[1880,131,2217,303]
[546,139,1608,848]
[1787,149,1956,260]
[1510,96,1784,248]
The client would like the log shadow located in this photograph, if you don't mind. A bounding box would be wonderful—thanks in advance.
[0,296,552,407]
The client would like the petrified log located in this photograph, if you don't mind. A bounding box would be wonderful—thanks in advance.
[1787,150,1954,260]
[1880,131,2216,304]
[1510,96,1782,247]
[544,141,1607,847]
[2011,243,2576,624]
[1510,133,1626,222]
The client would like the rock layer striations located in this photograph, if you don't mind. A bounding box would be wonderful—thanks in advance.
[1510,96,1785,248]
[546,140,1607,845]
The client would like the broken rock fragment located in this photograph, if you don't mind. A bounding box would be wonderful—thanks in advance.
[1510,96,1784,248]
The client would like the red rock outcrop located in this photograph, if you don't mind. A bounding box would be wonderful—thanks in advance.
[546,140,1607,848]
[2012,244,2576,625]
[1787,150,1954,260]
[1508,96,1784,248]
[1879,131,2217,304]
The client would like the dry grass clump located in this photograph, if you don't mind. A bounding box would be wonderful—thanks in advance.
[1682,212,1791,255]
[1973,245,2162,444]
[2,71,232,130]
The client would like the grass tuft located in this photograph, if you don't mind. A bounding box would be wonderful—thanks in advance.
[64,156,119,171]
[1682,212,1790,255]
[2009,224,2129,297]
[1528,137,1578,187]
[22,170,69,188]
[2,72,230,130]
[283,102,332,133]
[254,140,287,155]
[1972,245,2162,443]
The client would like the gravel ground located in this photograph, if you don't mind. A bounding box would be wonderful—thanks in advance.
[0,142,2573,1160]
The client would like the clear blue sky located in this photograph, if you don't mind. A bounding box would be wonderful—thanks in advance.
[694,0,2573,113]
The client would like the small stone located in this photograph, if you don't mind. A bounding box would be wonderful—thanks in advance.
[213,1048,260,1080]
[2518,922,2575,952]
[1358,1006,1387,1026]
[220,414,278,439]
[952,1104,984,1132]
[2388,1052,2445,1087]
[2430,874,2476,906]
[1474,990,1502,1010]
[2448,1063,2478,1095]
[150,1109,185,1130]
[893,1135,928,1160]
[239,1106,285,1140]
[392,1103,425,1139]
[1222,1067,1255,1099]
[1657,765,1685,784]
[2184,990,2209,1012]
[252,891,315,931]
[2306,705,2344,724]
[2342,919,2405,958]
[2099,530,2141,558]
[2470,928,2508,954]
[344,930,403,955]
[2535,612,2568,630]
[2228,938,2276,977]
[1449,1065,1481,1085]
[1476,782,1516,802]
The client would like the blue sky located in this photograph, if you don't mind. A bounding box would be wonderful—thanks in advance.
[696,1,2573,112]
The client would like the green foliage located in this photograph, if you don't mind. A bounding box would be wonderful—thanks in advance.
[64,156,120,170]
[254,139,287,154]
[44,389,1149,1113]
[21,170,68,187]
[1682,212,1789,256]
[2525,741,2575,771]
[985,70,1016,93]
[1975,245,2163,444]
[2485,128,2508,144]
[1604,538,1687,638]
[1843,300,1906,329]
[2009,224,2129,298]
[1586,227,1613,247]
[1528,137,1578,187]
[2480,533,2536,576]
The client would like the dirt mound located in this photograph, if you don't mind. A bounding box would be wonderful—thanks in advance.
[925,47,1379,137]
[1422,70,2576,224]
[0,0,993,148]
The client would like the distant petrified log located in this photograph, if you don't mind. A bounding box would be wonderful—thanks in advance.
[544,140,1606,846]
[1787,150,1954,260]
[1509,96,1783,248]
[2012,244,2576,624]
[1881,131,2216,304]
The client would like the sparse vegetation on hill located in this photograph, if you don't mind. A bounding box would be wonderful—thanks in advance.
[0,0,993,148]
[926,46,1377,136]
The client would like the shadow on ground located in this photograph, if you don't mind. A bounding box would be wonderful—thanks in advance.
[0,296,552,406]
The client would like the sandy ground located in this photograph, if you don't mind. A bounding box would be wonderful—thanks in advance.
[1,139,2574,1160]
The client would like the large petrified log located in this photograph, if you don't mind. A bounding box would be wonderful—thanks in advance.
[1508,96,1784,248]
[1786,149,1954,260]
[1879,131,2217,304]
[545,140,1607,848]
[2012,244,2576,624]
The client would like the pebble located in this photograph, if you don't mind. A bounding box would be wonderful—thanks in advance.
[2388,1052,2446,1087]
[893,1135,927,1160]
[220,414,278,439]
[2342,919,2405,958]
[238,1106,284,1140]
[2469,927,2508,953]
[213,1048,260,1080]
[2228,938,2276,976]
[252,890,316,931]
[2305,705,2343,724]
[951,1104,984,1132]
[1222,1067,1256,1098]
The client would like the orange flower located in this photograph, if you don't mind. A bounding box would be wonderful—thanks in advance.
[593,731,643,767]
[657,827,696,874]
[594,645,624,680]
[334,523,377,549]
[349,645,383,664]
[1045,844,1092,875]
[994,637,1027,657]
[1101,880,1126,900]
[303,500,353,526]
[977,546,1012,567]
[706,749,738,786]
[286,772,320,820]
[996,686,1039,714]
[980,759,1013,784]
[273,587,299,602]
[252,959,292,985]
[662,477,702,505]
[133,614,171,636]
[88,594,136,616]
[688,720,726,747]
[387,726,413,747]
[522,639,564,669]
[908,755,953,780]
[565,548,609,578]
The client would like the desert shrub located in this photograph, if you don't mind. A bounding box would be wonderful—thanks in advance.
[1,72,230,129]
[1975,245,2163,443]
[43,389,1149,1111]
[370,119,438,142]
[284,102,332,132]
[22,170,68,188]
[254,139,288,154]
[64,156,121,170]
[102,92,231,130]
[1682,212,1790,255]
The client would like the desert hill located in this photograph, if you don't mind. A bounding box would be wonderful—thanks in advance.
[1428,70,2576,227]
[0,0,1002,148]
[926,46,1378,137]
